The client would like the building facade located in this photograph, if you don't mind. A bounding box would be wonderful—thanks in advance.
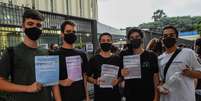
[0,1,98,55]
[0,0,98,19]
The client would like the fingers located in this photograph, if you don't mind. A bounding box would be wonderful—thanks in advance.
[121,68,129,76]
[182,68,192,77]
[157,86,169,95]
[27,82,43,93]
[112,79,119,86]
[35,82,43,91]
[59,79,74,87]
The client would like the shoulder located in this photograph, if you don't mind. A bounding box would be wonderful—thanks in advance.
[89,54,99,61]
[111,54,121,60]
[75,49,87,57]
[143,50,158,58]
[144,50,157,56]
[158,52,166,60]
[120,49,130,56]
[38,48,49,54]
[181,48,194,54]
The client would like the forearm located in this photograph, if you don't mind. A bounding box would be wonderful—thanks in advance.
[52,85,61,101]
[117,76,123,84]
[190,71,201,78]
[86,76,96,84]
[0,78,28,93]
[154,73,160,101]
[84,75,90,100]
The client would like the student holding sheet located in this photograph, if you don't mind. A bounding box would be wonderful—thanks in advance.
[51,20,89,101]
[158,25,201,101]
[86,33,122,101]
[120,28,160,101]
[0,9,61,101]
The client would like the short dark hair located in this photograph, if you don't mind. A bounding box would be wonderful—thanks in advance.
[162,25,179,38]
[60,20,76,33]
[99,32,112,42]
[127,28,143,39]
[23,9,44,23]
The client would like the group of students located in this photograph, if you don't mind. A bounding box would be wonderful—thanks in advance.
[1,9,201,101]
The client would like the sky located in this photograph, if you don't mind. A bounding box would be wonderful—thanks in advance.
[98,0,201,29]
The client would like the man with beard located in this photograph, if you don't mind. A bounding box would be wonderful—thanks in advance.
[86,32,122,101]
[120,28,159,101]
[0,9,61,101]
[51,20,89,101]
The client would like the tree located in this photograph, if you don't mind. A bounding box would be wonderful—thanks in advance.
[139,16,201,33]
[152,9,167,21]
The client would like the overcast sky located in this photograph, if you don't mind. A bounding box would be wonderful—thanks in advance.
[98,0,201,29]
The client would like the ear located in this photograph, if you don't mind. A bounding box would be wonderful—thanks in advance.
[22,23,25,32]
[61,32,64,38]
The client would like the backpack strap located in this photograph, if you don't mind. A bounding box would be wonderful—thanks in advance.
[163,48,182,83]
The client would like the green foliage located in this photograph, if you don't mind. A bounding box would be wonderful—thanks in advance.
[152,9,167,21]
[139,16,201,34]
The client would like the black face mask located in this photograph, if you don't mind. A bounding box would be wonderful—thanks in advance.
[24,27,42,41]
[100,43,112,51]
[129,39,142,49]
[64,32,77,44]
[163,37,177,48]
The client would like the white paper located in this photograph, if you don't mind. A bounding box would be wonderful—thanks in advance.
[162,72,182,92]
[66,56,83,81]
[123,55,141,79]
[100,64,119,88]
[86,42,93,52]
[35,56,59,86]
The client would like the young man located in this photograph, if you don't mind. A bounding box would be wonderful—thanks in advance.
[195,38,201,101]
[158,25,201,101]
[51,20,89,101]
[0,9,61,101]
[87,32,122,101]
[120,28,159,101]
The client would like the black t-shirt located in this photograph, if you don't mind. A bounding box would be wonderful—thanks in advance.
[87,54,122,94]
[51,47,88,101]
[120,49,159,101]
[0,43,52,101]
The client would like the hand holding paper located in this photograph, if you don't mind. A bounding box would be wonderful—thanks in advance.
[121,68,129,77]
[123,55,141,79]
[99,64,119,88]
[66,56,83,81]
[59,79,74,87]
[26,82,43,93]
[35,56,59,86]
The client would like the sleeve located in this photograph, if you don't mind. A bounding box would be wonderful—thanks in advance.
[116,56,123,78]
[85,56,95,77]
[151,53,159,73]
[189,50,201,71]
[59,55,68,80]
[0,49,11,79]
[119,51,124,69]
[81,53,89,74]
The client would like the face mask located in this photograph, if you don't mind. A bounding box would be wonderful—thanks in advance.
[64,32,77,44]
[100,43,112,51]
[129,39,142,49]
[24,27,42,41]
[163,37,177,48]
